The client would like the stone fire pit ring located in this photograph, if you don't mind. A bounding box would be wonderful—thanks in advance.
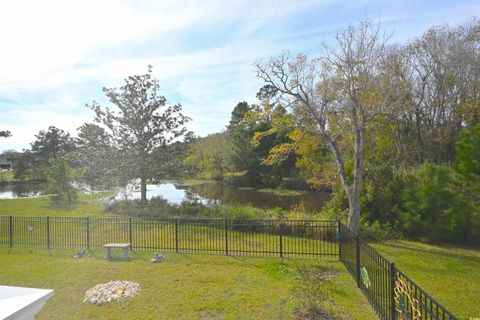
[84,280,140,305]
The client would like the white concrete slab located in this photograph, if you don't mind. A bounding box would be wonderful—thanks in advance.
[0,286,54,320]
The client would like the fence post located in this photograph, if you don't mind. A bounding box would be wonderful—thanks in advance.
[129,217,133,249]
[9,215,13,248]
[390,262,396,320]
[86,217,90,250]
[279,222,284,258]
[224,219,229,256]
[175,218,179,253]
[46,216,50,249]
[337,221,342,260]
[355,235,361,288]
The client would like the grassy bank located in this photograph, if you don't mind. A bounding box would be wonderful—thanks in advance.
[373,240,480,319]
[255,188,308,196]
[0,192,115,217]
[2,195,479,318]
[155,179,216,186]
[0,171,16,183]
[0,251,376,319]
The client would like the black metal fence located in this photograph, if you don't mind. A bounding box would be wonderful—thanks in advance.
[0,215,458,319]
[0,216,338,258]
[339,223,457,320]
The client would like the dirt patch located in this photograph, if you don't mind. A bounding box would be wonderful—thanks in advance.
[296,266,339,282]
[293,266,340,320]
[294,307,337,320]
[198,310,224,320]
[308,269,339,280]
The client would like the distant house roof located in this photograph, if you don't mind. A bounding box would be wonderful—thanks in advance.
[0,155,13,168]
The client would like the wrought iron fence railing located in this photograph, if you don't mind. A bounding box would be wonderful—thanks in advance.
[339,223,457,320]
[0,215,458,319]
[0,216,338,258]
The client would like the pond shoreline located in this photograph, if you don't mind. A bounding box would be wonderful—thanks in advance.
[116,180,331,211]
[1,178,331,211]
[154,177,333,193]
[0,179,44,186]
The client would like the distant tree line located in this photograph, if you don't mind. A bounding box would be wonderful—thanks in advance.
[183,19,480,244]
[8,66,190,202]
[0,131,11,138]
[4,18,479,245]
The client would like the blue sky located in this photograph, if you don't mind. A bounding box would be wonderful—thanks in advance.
[0,0,478,151]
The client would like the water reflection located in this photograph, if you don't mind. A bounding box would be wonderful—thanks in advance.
[0,183,43,199]
[114,183,205,203]
[116,182,330,211]
[184,183,330,211]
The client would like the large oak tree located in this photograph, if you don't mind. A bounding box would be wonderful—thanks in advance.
[256,20,389,234]
[88,66,190,201]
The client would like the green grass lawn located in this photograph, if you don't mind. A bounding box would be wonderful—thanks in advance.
[372,240,480,320]
[0,251,376,320]
[0,192,115,217]
[2,196,479,318]
[256,188,307,196]
[0,171,16,182]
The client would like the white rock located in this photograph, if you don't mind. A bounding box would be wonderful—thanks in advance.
[83,281,140,305]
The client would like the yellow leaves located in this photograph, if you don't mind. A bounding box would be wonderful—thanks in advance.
[243,108,261,124]
[246,97,340,189]
[288,128,304,142]
[288,131,339,190]
[359,85,382,109]
[298,154,338,190]
[252,130,271,146]
[249,104,292,147]
[458,99,480,128]
[292,131,320,154]
[262,143,294,165]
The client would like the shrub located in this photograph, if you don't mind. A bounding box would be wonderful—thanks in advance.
[360,220,401,242]
[45,158,80,202]
[292,265,338,319]
[106,198,274,220]
[399,163,469,244]
[320,187,348,223]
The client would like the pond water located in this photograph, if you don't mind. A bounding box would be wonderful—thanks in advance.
[115,181,331,211]
[1,180,331,211]
[0,182,43,199]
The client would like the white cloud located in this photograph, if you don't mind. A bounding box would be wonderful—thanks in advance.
[0,0,326,91]
[0,107,91,151]
[0,0,477,152]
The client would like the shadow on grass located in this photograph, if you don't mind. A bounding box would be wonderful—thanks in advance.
[181,253,310,270]
[179,252,267,268]
[377,241,480,265]
[0,247,78,258]
[46,200,79,212]
[0,247,137,262]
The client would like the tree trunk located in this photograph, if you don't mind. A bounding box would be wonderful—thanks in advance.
[414,111,424,162]
[346,124,365,236]
[140,176,147,201]
[347,188,362,235]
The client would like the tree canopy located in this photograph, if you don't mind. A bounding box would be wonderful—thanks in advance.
[4,18,480,245]
[87,66,190,200]
[256,19,389,234]
[31,126,75,165]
